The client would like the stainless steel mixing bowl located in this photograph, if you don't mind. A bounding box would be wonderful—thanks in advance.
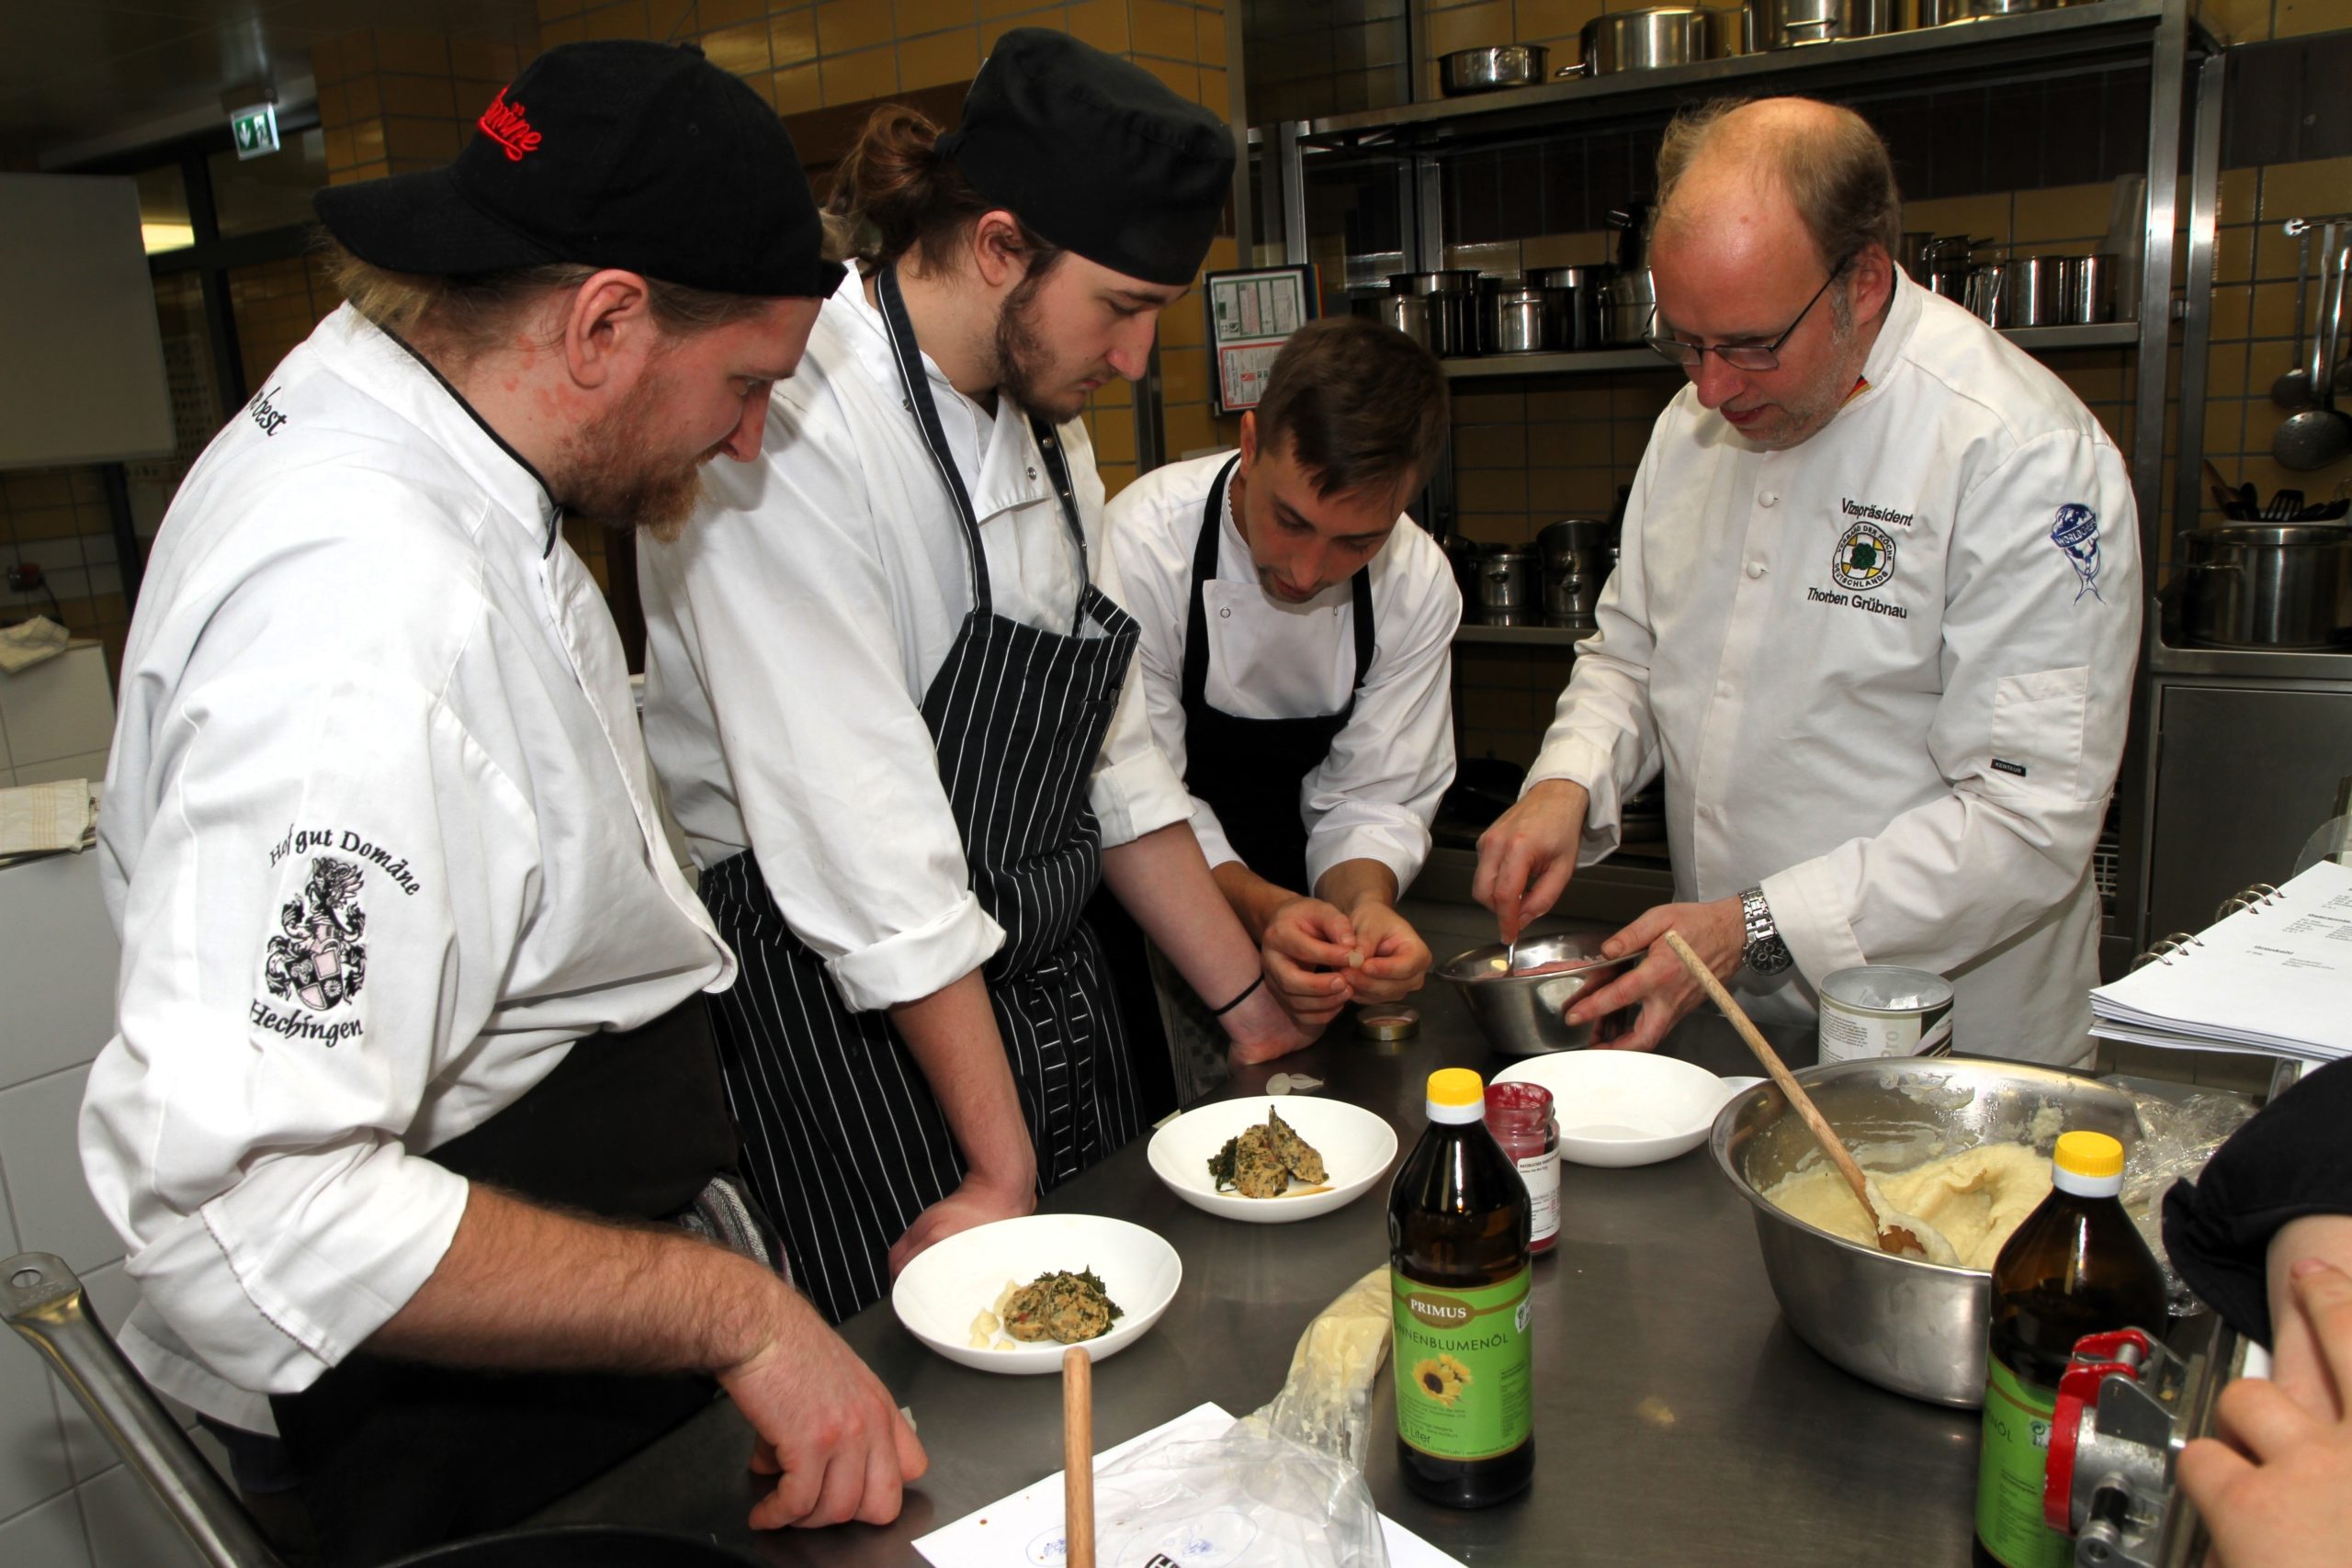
[1435,929,1639,1055]
[1709,1056,2141,1406]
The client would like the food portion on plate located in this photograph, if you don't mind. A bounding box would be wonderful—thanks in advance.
[968,1268,1125,1349]
[1206,1107,1329,1198]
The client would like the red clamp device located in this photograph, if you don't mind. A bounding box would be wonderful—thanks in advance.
[2043,1327,2156,1532]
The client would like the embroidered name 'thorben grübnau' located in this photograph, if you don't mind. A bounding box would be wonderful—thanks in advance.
[478,86,541,161]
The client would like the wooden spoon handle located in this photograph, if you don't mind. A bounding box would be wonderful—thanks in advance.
[1659,931,1877,1213]
[1064,1346,1094,1568]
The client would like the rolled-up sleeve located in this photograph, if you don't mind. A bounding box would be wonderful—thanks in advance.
[1761,429,2140,986]
[81,661,536,1399]
[1303,547,1460,893]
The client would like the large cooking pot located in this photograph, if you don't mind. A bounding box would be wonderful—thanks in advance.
[1390,271,1479,357]
[1746,0,1907,50]
[1538,517,1616,625]
[1578,7,1724,73]
[1439,43,1550,94]
[1711,1058,2141,1406]
[1918,0,2045,23]
[2178,524,2352,649]
[3,1252,765,1568]
[1528,264,1614,348]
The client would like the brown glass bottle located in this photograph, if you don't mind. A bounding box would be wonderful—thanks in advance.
[1388,1067,1534,1508]
[1973,1131,2166,1568]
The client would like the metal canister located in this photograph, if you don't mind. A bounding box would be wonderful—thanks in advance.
[1476,547,1535,618]
[1817,965,1953,1064]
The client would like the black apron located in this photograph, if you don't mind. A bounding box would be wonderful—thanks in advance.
[698,263,1146,1325]
[1089,457,1377,1118]
[270,998,740,1567]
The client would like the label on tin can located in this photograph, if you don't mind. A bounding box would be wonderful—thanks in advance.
[1818,965,1954,1064]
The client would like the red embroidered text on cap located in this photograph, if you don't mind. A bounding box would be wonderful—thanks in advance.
[478,86,541,162]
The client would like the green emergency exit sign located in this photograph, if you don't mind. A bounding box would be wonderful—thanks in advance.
[231,103,279,160]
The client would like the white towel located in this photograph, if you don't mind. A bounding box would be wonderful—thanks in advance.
[0,779,98,861]
[0,615,71,675]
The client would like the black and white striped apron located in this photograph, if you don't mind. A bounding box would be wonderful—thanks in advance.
[698,263,1145,1325]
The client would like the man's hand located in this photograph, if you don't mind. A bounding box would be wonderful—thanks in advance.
[720,1287,931,1530]
[887,1169,1036,1280]
[1474,779,1592,944]
[1558,895,1747,1053]
[1261,895,1357,1023]
[1343,899,1432,1004]
[2177,1258,2352,1568]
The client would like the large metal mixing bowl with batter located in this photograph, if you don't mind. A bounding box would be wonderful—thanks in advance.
[1709,1056,2141,1406]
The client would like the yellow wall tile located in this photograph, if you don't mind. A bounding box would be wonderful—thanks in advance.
[899,0,978,33]
[1099,461,1137,498]
[2211,226,2255,287]
[1198,11,1227,65]
[1092,407,1138,462]
[1516,0,1606,44]
[2207,341,2249,399]
[374,28,453,75]
[447,39,521,81]
[384,117,464,163]
[821,43,899,102]
[980,0,1056,17]
[2010,183,2109,244]
[2195,0,2273,39]
[1900,194,2012,248]
[538,14,588,43]
[700,0,772,28]
[898,25,979,87]
[702,18,775,76]
[1158,297,1205,349]
[1066,0,1129,51]
[1164,401,1220,457]
[1427,1,1516,58]
[772,62,823,112]
[1162,353,1210,405]
[581,3,650,39]
[2258,156,2352,224]
[1136,55,1199,101]
[648,0,695,39]
[771,7,820,65]
[537,0,578,20]
[2276,0,2352,34]
[1458,468,1528,512]
[1199,62,1227,112]
[820,0,897,54]
[2217,167,2258,227]
[1132,0,1196,59]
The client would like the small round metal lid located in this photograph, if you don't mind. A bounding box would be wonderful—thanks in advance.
[1356,1005,1420,1041]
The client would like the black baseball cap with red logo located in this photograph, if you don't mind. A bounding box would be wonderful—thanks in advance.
[314,40,842,300]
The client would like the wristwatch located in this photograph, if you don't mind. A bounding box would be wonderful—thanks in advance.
[1740,886,1793,976]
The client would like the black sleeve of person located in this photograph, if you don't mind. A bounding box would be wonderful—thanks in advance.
[2161,1056,2352,1348]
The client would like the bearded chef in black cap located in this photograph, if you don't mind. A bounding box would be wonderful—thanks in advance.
[638,29,1317,1325]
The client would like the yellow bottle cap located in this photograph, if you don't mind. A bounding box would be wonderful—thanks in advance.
[2053,1130,2125,1179]
[1428,1067,1486,1108]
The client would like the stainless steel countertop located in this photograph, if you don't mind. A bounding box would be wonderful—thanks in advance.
[538,901,1984,1563]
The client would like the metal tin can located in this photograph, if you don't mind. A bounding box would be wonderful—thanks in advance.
[1818,965,1953,1064]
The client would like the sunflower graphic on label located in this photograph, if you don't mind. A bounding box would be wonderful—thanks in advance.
[1409,1354,1475,1408]
[1832,521,1897,592]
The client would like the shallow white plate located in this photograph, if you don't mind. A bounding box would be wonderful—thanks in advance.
[1147,1095,1399,1223]
[1494,1054,1762,1168]
[891,1213,1181,1375]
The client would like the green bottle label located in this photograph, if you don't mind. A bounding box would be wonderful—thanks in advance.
[1392,1268,1533,1461]
[1975,1358,2073,1568]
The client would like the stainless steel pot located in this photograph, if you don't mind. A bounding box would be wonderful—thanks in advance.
[1919,0,2046,23]
[1604,266,1657,345]
[1578,7,1724,73]
[2178,524,2352,649]
[1376,291,1430,351]
[1963,260,2006,323]
[1487,286,1562,354]
[1996,254,2066,327]
[1529,265,1614,348]
[2060,253,2119,323]
[1439,43,1550,94]
[1391,271,1479,357]
[2,1252,769,1567]
[1436,931,1640,1055]
[1710,1058,2141,1407]
[1475,547,1536,615]
[1746,0,1907,49]
[1538,518,1616,625]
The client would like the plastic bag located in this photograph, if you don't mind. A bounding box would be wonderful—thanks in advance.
[1091,1423,1390,1568]
[1249,1265,1392,1472]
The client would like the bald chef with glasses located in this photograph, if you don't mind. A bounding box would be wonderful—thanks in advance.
[1475,96,2140,1066]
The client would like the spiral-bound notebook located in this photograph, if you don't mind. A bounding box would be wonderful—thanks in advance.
[2091,860,2352,1060]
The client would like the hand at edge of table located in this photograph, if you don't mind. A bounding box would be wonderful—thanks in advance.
[1562,895,1747,1053]
[722,1287,931,1530]
[2177,1258,2352,1568]
[887,1172,1038,1280]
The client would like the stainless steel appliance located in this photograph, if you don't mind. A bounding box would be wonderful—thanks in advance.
[1390,270,1478,357]
[1439,43,1550,94]
[1918,0,2047,23]
[1997,254,2066,327]
[1745,0,1907,50]
[1537,517,1616,625]
[1528,265,1613,348]
[1475,547,1536,617]
[1577,7,1724,74]
[2061,253,2120,323]
[2177,524,2352,649]
[1376,290,1430,350]
[1487,285,1561,353]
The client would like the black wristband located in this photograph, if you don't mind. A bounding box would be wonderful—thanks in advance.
[1209,974,1264,1017]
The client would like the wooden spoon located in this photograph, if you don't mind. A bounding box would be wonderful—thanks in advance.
[1063,1346,1094,1568]
[1660,931,1929,1260]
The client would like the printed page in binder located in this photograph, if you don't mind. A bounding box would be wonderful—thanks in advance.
[2091,860,2352,1059]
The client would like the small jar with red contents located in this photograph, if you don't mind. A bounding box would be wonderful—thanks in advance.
[1484,1080,1561,1255]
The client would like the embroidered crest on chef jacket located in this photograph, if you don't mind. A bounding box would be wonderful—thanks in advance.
[255,856,368,1044]
[2050,503,2102,603]
[1831,521,1898,592]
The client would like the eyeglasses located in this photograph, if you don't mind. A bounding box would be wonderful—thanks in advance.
[1644,254,1854,372]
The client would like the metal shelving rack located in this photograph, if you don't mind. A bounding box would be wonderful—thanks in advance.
[1261,0,2220,968]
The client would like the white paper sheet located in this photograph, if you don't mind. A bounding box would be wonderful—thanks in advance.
[912,1402,1465,1568]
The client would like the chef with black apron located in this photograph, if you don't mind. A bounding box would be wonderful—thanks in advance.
[639,30,1313,1327]
[1096,318,1460,1103]
[77,44,922,1564]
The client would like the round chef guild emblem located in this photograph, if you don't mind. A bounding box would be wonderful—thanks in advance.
[1832,521,1897,592]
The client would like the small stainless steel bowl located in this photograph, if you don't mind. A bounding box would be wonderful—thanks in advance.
[1709,1056,2141,1406]
[1438,43,1551,95]
[1435,930,1639,1055]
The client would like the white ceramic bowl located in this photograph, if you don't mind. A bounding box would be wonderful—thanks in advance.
[1494,1054,1760,1168]
[890,1213,1182,1374]
[1147,1095,1399,1223]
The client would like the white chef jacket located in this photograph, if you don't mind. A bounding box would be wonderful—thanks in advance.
[639,280,1192,1014]
[78,305,736,1433]
[1105,451,1460,894]
[1528,272,2140,1064]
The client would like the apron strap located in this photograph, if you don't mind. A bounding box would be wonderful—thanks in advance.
[874,262,1093,632]
[1185,454,1377,702]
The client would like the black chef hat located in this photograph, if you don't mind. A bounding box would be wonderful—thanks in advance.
[935,28,1234,288]
[314,41,842,301]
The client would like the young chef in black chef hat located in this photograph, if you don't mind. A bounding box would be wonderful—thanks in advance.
[79,41,922,1564]
[1094,317,1461,1109]
[638,28,1319,1327]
